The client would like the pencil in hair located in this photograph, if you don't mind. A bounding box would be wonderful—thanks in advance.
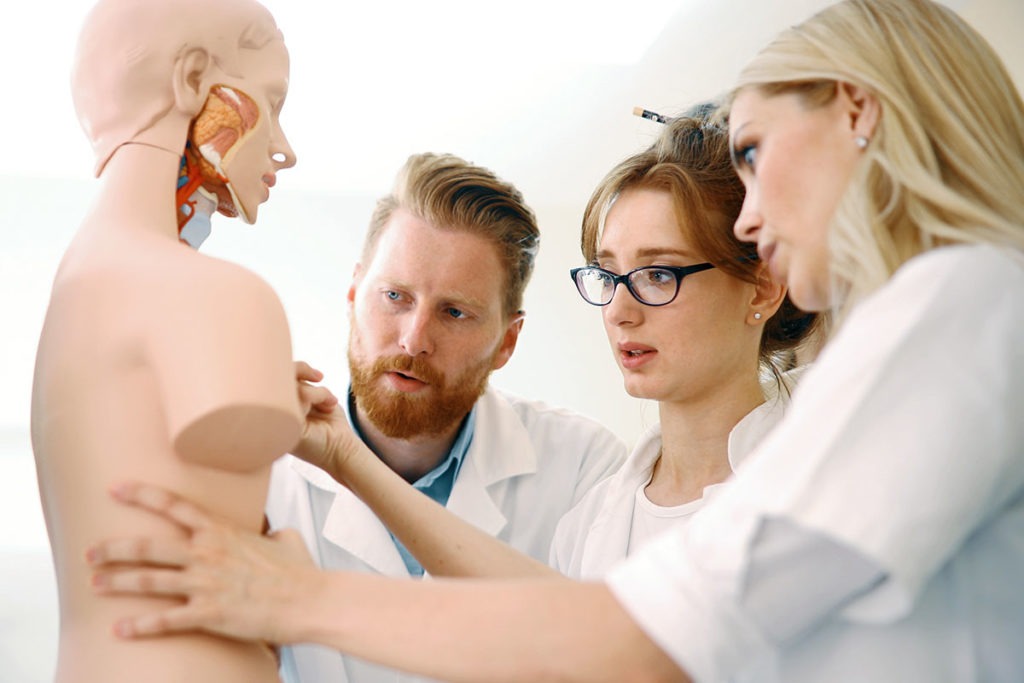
[633,107,669,124]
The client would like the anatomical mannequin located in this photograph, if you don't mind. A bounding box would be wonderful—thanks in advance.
[31,0,302,680]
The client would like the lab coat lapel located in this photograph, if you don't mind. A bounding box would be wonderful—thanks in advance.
[282,456,408,576]
[446,387,537,536]
[580,425,662,577]
[322,487,409,577]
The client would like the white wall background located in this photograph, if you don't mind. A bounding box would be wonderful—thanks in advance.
[1,1,1021,680]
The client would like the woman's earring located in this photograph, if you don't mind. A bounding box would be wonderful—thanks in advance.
[855,135,870,149]
[753,312,763,320]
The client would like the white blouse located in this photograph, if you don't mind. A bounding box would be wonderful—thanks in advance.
[607,244,1024,682]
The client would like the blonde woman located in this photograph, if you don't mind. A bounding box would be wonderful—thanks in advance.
[89,1,1024,681]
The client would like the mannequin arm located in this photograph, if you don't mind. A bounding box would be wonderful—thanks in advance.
[154,266,301,471]
[88,482,687,683]
[292,362,554,578]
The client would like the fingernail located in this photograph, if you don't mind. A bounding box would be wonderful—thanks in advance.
[91,573,107,588]
[114,620,133,638]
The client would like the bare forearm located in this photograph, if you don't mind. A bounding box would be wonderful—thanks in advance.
[334,438,554,578]
[293,572,689,683]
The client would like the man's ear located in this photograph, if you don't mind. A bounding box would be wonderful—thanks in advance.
[749,264,786,325]
[838,81,881,141]
[172,47,213,117]
[491,312,525,371]
[347,263,363,307]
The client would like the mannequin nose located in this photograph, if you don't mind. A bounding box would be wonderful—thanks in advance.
[271,127,297,170]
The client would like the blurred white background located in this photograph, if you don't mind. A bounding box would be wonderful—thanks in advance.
[1,0,1020,679]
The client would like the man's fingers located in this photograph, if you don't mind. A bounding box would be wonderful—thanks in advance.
[294,360,323,382]
[87,536,190,568]
[110,482,215,532]
[298,384,339,413]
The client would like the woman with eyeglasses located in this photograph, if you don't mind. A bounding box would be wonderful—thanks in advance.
[552,108,818,578]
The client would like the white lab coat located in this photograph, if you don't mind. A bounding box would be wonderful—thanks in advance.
[266,385,627,683]
[551,388,790,579]
[608,244,1024,682]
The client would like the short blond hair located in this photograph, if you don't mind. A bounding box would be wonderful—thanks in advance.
[364,153,540,318]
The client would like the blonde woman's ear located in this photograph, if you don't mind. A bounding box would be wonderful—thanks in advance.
[838,81,882,143]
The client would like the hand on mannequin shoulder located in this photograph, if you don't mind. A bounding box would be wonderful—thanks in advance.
[292,360,370,487]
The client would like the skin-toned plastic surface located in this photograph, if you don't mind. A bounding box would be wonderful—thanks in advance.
[31,0,301,680]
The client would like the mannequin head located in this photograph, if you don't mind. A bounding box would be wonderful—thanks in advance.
[72,0,295,224]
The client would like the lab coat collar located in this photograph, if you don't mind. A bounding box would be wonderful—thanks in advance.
[577,423,662,577]
[578,390,790,577]
[444,387,539,537]
[286,385,536,573]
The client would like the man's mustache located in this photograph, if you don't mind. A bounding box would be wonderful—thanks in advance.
[368,355,446,386]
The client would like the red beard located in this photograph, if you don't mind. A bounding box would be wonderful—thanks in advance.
[348,349,494,440]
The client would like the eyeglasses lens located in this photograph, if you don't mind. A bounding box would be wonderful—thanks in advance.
[630,268,677,305]
[577,269,613,305]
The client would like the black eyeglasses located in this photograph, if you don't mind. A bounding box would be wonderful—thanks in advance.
[569,263,716,307]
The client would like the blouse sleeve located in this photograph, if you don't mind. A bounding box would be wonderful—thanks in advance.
[606,245,1024,680]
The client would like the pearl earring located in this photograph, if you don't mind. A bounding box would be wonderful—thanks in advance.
[753,312,763,320]
[855,135,870,149]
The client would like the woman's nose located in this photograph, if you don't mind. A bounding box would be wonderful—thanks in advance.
[603,282,641,327]
[733,188,762,244]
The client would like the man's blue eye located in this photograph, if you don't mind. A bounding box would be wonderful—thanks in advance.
[447,308,466,319]
[385,291,400,301]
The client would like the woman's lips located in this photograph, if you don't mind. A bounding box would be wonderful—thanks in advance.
[618,343,657,370]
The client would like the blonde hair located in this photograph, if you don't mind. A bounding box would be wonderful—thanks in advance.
[729,0,1024,314]
[365,153,539,318]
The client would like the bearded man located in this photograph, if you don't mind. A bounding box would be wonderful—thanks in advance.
[266,153,626,683]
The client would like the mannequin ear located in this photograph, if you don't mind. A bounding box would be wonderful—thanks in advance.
[838,81,881,141]
[172,47,213,117]
[749,264,786,324]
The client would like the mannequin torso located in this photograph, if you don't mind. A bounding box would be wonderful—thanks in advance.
[32,117,300,683]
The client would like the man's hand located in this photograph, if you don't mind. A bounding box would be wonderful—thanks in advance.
[292,361,363,486]
[87,482,320,645]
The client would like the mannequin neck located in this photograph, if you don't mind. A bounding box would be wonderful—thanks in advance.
[88,142,186,241]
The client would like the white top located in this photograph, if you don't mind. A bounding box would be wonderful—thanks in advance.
[551,391,790,579]
[267,385,627,683]
[607,244,1024,682]
[626,484,705,557]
